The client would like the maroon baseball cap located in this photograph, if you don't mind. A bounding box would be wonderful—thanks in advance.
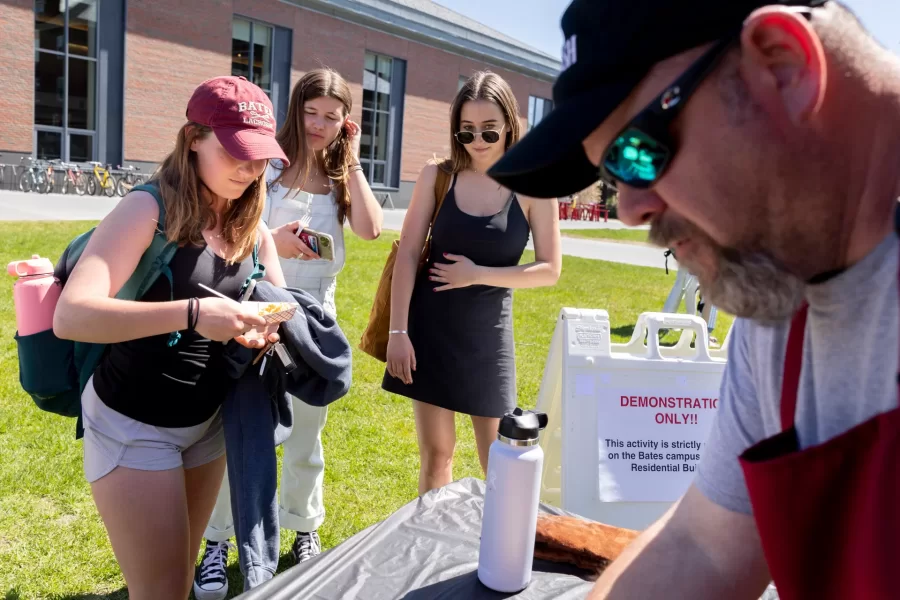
[186,76,290,167]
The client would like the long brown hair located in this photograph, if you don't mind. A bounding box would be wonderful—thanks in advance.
[447,71,522,174]
[274,68,354,223]
[154,123,264,264]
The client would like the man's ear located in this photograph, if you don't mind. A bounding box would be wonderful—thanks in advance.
[739,6,827,126]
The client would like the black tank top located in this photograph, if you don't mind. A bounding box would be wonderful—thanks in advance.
[92,244,254,427]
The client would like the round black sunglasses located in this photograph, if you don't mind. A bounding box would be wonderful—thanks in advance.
[455,128,503,145]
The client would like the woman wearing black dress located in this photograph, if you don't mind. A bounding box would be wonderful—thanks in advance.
[382,72,562,495]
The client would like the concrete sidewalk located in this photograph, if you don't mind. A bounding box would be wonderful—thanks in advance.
[536,236,669,270]
[380,207,648,231]
[0,190,119,221]
[0,192,672,270]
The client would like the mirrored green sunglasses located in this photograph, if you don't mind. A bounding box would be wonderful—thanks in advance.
[600,34,739,190]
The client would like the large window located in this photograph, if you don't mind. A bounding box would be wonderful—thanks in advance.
[231,17,291,128]
[527,96,553,132]
[232,18,272,97]
[361,52,405,188]
[34,0,98,162]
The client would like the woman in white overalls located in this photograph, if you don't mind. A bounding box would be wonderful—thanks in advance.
[194,68,383,600]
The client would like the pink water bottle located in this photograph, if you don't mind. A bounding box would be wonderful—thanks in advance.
[7,255,62,336]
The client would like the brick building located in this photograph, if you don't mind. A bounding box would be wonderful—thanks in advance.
[1,0,559,206]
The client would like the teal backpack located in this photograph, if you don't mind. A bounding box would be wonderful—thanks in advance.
[14,182,264,438]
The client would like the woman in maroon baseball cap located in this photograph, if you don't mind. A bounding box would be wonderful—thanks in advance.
[53,76,289,599]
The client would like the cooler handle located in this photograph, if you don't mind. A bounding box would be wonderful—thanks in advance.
[625,312,713,362]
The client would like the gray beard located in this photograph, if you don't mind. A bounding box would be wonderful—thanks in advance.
[650,214,807,322]
[699,248,806,323]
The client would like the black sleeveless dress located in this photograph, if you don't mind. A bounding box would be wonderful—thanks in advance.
[382,175,531,417]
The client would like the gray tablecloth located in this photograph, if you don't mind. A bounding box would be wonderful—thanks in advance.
[235,477,596,599]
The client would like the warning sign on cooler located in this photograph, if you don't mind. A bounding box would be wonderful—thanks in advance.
[597,390,720,502]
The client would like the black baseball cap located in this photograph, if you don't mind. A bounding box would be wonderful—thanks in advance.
[488,0,829,198]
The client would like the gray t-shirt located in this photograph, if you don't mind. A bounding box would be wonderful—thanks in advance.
[696,232,899,514]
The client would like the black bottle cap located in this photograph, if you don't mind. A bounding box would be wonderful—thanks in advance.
[498,407,549,441]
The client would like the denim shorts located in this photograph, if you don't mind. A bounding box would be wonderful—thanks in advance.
[81,376,225,483]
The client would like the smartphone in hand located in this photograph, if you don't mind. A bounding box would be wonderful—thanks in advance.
[296,227,335,261]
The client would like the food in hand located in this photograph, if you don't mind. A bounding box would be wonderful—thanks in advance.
[247,301,299,325]
[258,302,294,315]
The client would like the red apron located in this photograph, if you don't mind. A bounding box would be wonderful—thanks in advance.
[739,299,900,600]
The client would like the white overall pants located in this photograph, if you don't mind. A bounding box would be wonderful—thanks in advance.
[205,164,344,539]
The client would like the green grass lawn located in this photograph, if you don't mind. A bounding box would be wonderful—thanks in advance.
[0,221,732,599]
[562,228,651,244]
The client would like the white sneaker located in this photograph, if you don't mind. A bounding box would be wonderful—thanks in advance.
[193,539,234,600]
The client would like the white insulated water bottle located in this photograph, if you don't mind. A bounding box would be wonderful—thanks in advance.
[478,407,549,593]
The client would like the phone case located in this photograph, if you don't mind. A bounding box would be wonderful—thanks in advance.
[315,231,335,261]
[297,228,335,261]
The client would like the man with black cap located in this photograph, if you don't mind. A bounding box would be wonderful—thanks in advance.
[490,1,900,598]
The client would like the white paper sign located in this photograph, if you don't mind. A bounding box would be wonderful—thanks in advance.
[597,387,721,502]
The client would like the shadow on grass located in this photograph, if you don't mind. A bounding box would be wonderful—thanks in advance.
[610,324,637,340]
[49,589,128,600]
[611,324,687,348]
[28,550,298,600]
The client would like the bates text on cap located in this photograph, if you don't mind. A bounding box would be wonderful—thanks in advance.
[237,101,274,129]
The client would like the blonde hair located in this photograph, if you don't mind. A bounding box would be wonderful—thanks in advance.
[153,123,264,264]
[447,71,522,174]
[274,68,354,223]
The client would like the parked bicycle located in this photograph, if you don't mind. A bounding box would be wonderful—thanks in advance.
[51,161,88,195]
[17,157,52,194]
[86,162,118,197]
[115,164,145,196]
